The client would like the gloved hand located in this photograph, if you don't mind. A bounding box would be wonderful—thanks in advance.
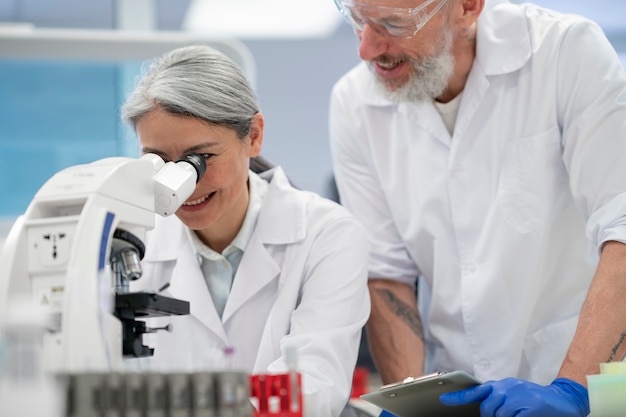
[439,377,589,417]
[379,410,398,417]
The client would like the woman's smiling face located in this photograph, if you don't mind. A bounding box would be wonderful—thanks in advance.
[136,107,263,247]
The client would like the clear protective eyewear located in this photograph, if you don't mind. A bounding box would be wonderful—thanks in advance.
[333,0,449,38]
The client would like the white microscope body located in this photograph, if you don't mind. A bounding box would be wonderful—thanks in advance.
[0,153,205,374]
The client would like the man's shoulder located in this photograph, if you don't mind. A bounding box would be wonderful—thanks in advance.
[513,1,603,43]
[519,2,607,67]
[476,0,602,75]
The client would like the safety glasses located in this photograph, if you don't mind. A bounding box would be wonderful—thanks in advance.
[333,0,448,38]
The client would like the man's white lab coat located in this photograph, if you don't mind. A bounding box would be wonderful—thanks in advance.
[330,0,626,384]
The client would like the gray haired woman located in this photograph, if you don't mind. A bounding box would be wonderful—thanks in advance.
[121,45,370,417]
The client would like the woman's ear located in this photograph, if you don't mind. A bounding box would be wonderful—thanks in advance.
[248,113,264,158]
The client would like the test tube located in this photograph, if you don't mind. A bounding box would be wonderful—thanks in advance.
[67,373,105,417]
[124,373,146,417]
[145,372,167,417]
[215,371,251,417]
[191,372,217,417]
[104,373,125,417]
[168,373,192,417]
[285,346,301,414]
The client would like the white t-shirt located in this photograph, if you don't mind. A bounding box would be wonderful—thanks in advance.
[434,92,463,136]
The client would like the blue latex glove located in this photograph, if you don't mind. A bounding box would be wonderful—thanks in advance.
[379,410,398,417]
[439,377,589,417]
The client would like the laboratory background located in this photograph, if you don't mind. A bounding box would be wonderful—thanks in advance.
[0,0,625,245]
[0,0,625,415]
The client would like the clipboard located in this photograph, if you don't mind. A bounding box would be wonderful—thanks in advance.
[360,370,481,417]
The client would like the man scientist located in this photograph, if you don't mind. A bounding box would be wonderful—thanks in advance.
[328,0,626,415]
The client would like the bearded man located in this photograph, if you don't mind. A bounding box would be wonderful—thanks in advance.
[329,0,626,416]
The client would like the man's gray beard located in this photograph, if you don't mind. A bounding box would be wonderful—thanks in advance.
[371,31,455,103]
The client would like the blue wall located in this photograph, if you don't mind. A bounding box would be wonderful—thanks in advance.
[0,2,361,220]
[0,59,140,214]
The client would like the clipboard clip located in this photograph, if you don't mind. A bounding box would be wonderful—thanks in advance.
[380,371,445,391]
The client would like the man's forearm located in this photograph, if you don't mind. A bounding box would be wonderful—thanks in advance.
[559,240,626,385]
[367,279,425,384]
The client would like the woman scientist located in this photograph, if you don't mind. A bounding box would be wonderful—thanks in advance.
[120,44,370,417]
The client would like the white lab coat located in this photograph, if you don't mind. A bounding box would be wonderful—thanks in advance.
[128,167,370,417]
[330,0,626,384]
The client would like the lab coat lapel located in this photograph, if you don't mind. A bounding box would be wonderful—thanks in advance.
[451,0,531,160]
[449,64,489,161]
[221,232,280,322]
[166,248,228,342]
[143,216,228,343]
[221,167,304,323]
[403,101,451,148]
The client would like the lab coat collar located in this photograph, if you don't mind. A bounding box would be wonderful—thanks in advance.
[256,166,307,245]
[476,0,531,76]
[218,166,304,321]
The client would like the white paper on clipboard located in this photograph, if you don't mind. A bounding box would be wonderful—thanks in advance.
[360,370,482,417]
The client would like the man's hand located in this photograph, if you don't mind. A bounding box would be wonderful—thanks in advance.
[439,377,589,417]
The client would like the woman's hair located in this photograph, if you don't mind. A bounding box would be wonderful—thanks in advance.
[121,44,260,139]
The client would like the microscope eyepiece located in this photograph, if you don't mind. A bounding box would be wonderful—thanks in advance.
[177,153,206,184]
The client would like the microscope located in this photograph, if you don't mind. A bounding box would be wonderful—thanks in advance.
[0,153,206,373]
[0,154,302,417]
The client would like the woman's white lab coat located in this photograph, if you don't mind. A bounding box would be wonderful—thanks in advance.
[128,167,370,417]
